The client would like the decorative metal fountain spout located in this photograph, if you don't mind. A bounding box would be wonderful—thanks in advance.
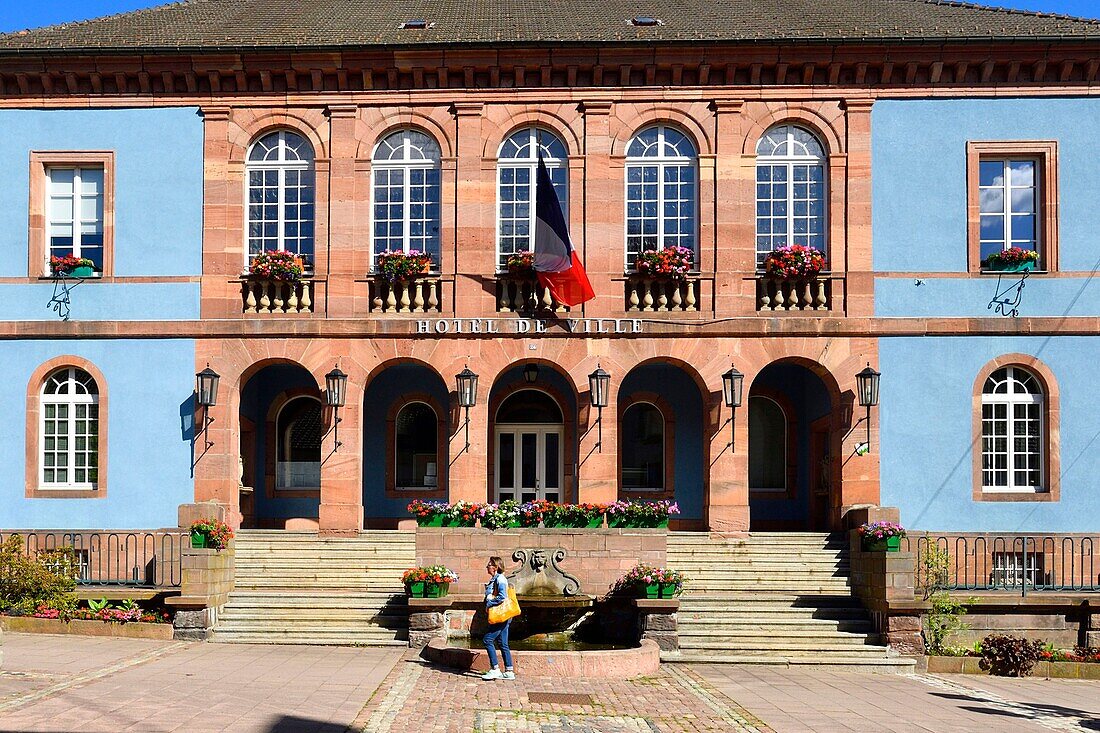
[507,548,581,596]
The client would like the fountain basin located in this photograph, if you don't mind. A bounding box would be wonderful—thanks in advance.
[421,637,660,678]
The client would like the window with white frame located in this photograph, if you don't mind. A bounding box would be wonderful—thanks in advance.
[979,159,1038,264]
[40,367,99,489]
[625,125,697,270]
[497,128,568,270]
[982,366,1044,492]
[246,131,315,264]
[371,130,442,269]
[755,124,827,268]
[47,167,104,271]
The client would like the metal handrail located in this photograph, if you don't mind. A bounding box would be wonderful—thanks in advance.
[0,531,184,588]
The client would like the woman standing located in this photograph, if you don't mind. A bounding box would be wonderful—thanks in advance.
[482,556,515,680]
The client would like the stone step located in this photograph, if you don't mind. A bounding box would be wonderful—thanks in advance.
[662,653,915,672]
[677,619,874,632]
[677,640,888,654]
[222,592,408,606]
[678,627,878,642]
[218,612,409,627]
[210,631,409,646]
[677,609,870,621]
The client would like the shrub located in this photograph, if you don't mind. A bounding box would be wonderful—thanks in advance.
[979,634,1045,677]
[0,535,78,614]
[919,543,972,656]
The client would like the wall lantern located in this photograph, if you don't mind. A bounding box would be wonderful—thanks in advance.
[855,363,881,454]
[325,365,348,451]
[195,365,220,450]
[523,363,540,384]
[721,365,744,447]
[456,366,479,450]
[588,365,611,452]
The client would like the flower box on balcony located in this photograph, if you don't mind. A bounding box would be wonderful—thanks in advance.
[375,250,434,283]
[762,245,826,280]
[246,250,306,282]
[49,255,97,279]
[983,247,1039,273]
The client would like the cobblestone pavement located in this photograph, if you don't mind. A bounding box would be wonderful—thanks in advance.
[695,664,1100,733]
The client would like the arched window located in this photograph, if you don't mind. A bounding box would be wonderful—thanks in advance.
[372,130,442,269]
[395,401,439,490]
[982,366,1044,492]
[246,130,316,264]
[276,396,322,489]
[625,125,697,270]
[497,128,568,270]
[621,402,665,491]
[40,367,99,488]
[748,396,786,491]
[755,124,827,268]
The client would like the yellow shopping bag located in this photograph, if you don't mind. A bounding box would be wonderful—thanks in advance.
[488,586,521,624]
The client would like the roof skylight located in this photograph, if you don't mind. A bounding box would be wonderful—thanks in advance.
[629,16,663,27]
[400,20,434,30]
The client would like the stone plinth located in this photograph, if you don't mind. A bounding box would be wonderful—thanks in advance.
[407,597,452,649]
[421,638,661,678]
[167,542,235,641]
[633,598,679,652]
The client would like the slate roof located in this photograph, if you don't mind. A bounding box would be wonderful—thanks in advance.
[0,0,1098,53]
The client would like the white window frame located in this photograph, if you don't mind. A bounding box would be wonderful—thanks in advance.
[978,157,1040,261]
[754,124,828,268]
[623,125,698,271]
[45,166,104,270]
[39,367,99,490]
[245,130,315,266]
[394,400,439,491]
[981,366,1044,493]
[495,127,568,271]
[370,130,442,271]
[621,401,665,492]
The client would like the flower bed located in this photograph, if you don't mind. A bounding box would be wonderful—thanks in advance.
[928,643,1100,679]
[762,244,826,279]
[633,246,694,281]
[1,615,176,640]
[402,565,459,597]
[606,500,679,528]
[375,250,433,281]
[408,500,679,529]
[247,250,305,281]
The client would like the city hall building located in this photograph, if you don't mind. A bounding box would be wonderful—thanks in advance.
[0,0,1099,654]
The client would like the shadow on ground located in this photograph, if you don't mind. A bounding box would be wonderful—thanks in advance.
[931,690,1100,730]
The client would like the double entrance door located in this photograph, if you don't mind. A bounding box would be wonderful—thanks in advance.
[494,424,563,503]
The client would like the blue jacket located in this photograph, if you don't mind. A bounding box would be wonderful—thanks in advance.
[485,573,508,608]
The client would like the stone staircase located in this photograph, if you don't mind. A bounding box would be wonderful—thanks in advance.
[210,530,414,646]
[667,532,914,672]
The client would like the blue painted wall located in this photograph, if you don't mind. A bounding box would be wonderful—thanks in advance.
[0,340,195,529]
[363,364,451,520]
[873,98,1100,318]
[0,108,202,321]
[620,364,704,520]
[880,337,1098,532]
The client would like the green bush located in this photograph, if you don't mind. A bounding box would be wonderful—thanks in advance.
[0,535,78,614]
[979,634,1045,677]
[919,543,972,655]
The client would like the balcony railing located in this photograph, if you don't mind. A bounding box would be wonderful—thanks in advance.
[625,275,701,313]
[369,276,443,314]
[756,274,836,312]
[0,530,184,588]
[496,274,570,313]
[242,277,315,314]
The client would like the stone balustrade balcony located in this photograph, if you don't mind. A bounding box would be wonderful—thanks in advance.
[495,274,570,313]
[624,274,702,313]
[755,274,842,313]
[241,276,317,315]
[368,276,444,314]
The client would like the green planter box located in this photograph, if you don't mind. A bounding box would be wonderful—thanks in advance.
[407,581,426,598]
[425,582,449,598]
[417,515,446,527]
[608,516,635,528]
[578,516,604,528]
[72,266,95,278]
[190,531,207,549]
[542,517,567,528]
[642,583,660,599]
[986,259,1036,273]
[863,535,902,552]
[442,517,477,528]
[658,582,678,598]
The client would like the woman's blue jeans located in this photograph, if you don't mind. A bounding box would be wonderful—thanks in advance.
[483,619,513,669]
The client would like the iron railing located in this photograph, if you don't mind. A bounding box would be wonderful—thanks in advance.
[904,534,1099,597]
[1,531,184,588]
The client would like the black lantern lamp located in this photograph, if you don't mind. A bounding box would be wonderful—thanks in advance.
[195,365,220,449]
[325,366,348,451]
[523,363,540,384]
[855,363,881,453]
[456,366,479,450]
[721,365,744,447]
[588,365,611,452]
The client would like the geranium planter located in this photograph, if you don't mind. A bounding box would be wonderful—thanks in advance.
[658,582,678,598]
[987,260,1036,273]
[863,536,902,552]
[190,530,207,549]
[417,515,447,527]
[642,583,660,599]
[407,581,427,598]
[72,265,95,278]
[425,582,449,598]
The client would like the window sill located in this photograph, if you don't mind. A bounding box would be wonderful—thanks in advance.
[30,486,102,499]
[979,269,1048,276]
[977,490,1055,502]
[38,274,102,282]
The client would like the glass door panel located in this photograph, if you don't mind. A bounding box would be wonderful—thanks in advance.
[497,432,516,502]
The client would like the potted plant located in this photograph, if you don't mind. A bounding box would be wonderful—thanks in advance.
[656,567,687,598]
[857,521,906,552]
[375,249,433,282]
[423,564,459,597]
[762,244,826,279]
[246,250,305,281]
[49,254,96,278]
[402,567,430,597]
[983,247,1038,273]
[480,500,521,530]
[504,251,535,277]
[617,564,686,599]
[448,501,482,528]
[632,245,694,281]
[189,518,234,550]
[407,499,450,527]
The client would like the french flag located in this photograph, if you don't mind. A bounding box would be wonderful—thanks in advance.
[533,156,594,307]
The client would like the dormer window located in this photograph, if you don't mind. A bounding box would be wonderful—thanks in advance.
[629,16,662,27]
[400,20,433,30]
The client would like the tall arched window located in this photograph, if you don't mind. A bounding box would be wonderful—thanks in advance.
[621,402,665,491]
[372,130,442,269]
[395,401,439,490]
[246,130,316,264]
[276,396,322,489]
[625,125,697,270]
[755,124,827,268]
[41,367,99,488]
[497,128,568,270]
[748,395,786,491]
[982,366,1044,492]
